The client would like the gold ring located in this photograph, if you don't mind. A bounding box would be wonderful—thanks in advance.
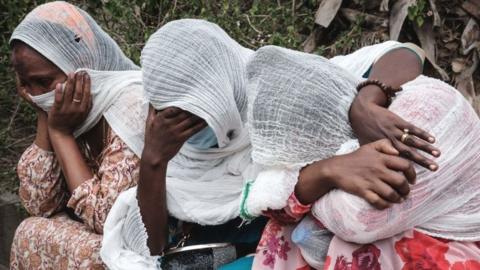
[73,98,81,103]
[401,129,410,143]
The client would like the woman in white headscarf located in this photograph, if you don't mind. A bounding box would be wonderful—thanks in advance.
[101,19,439,270]
[243,46,480,269]
[9,2,146,269]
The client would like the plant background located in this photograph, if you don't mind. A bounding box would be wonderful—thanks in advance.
[1,0,479,194]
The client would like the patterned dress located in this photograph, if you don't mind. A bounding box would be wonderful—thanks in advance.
[10,129,140,270]
[252,192,480,270]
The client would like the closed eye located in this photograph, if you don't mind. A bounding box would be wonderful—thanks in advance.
[34,77,53,89]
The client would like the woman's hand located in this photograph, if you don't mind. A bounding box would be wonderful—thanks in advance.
[349,85,440,171]
[142,105,207,166]
[47,72,92,135]
[328,139,415,209]
[295,139,415,210]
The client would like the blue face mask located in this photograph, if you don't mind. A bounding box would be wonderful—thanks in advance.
[187,126,218,149]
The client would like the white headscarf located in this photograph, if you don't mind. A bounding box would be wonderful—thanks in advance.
[10,1,146,156]
[245,45,480,242]
[141,19,256,225]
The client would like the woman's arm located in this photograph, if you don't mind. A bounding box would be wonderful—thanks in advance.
[17,143,67,216]
[34,111,52,151]
[66,131,140,233]
[47,72,94,192]
[15,78,66,216]
[295,139,415,209]
[349,47,441,171]
[138,106,206,255]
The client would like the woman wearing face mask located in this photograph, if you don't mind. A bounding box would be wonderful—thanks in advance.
[10,2,145,269]
[102,19,268,270]
[101,19,438,270]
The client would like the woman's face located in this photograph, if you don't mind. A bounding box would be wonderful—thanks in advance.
[11,41,66,96]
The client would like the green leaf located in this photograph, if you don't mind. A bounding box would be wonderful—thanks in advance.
[416,15,424,27]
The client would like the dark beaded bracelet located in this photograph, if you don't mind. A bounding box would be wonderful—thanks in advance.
[356,79,403,105]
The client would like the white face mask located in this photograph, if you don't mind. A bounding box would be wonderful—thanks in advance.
[28,83,64,112]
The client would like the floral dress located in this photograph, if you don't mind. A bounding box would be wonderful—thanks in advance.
[252,193,313,270]
[10,129,140,270]
[252,192,480,270]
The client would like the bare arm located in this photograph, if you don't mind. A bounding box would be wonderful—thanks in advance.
[34,112,52,151]
[137,153,168,255]
[355,47,424,105]
[349,47,440,171]
[138,106,206,255]
[295,139,415,209]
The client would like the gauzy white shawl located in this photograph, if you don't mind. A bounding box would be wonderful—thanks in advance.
[245,45,480,245]
[102,19,256,270]
[10,1,147,156]
[141,19,256,225]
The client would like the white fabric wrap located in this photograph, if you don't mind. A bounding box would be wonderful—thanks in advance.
[140,19,257,226]
[243,41,422,217]
[10,3,150,269]
[244,44,480,242]
[10,1,146,157]
[313,76,480,243]
[244,46,357,217]
[102,19,259,270]
[101,187,159,270]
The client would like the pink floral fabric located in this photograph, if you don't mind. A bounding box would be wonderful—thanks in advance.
[325,230,480,270]
[10,213,104,270]
[253,193,480,270]
[253,193,313,270]
[11,129,140,270]
[17,143,67,217]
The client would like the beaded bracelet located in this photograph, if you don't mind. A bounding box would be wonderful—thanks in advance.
[356,79,403,105]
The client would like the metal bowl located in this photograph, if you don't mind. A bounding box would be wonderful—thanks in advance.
[160,243,237,270]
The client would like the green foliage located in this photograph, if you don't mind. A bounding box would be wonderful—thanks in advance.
[0,0,372,193]
[82,0,319,63]
[0,0,41,192]
[0,0,321,192]
[407,0,427,27]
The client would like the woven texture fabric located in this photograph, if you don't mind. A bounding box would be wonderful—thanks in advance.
[141,19,256,225]
[246,45,480,242]
[312,75,480,242]
[10,1,146,157]
[247,45,358,168]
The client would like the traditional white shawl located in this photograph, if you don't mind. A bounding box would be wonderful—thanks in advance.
[10,1,147,157]
[99,19,429,270]
[141,19,257,225]
[245,45,480,244]
[102,19,257,270]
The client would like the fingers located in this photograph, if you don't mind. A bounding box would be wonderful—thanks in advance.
[176,114,205,132]
[160,107,197,126]
[370,179,403,204]
[73,72,84,105]
[373,139,399,155]
[54,83,64,109]
[392,138,438,171]
[161,107,183,118]
[384,155,416,184]
[403,132,440,157]
[79,73,91,112]
[380,171,410,197]
[403,163,416,184]
[181,120,208,139]
[63,73,75,105]
[403,123,435,144]
[363,190,390,210]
